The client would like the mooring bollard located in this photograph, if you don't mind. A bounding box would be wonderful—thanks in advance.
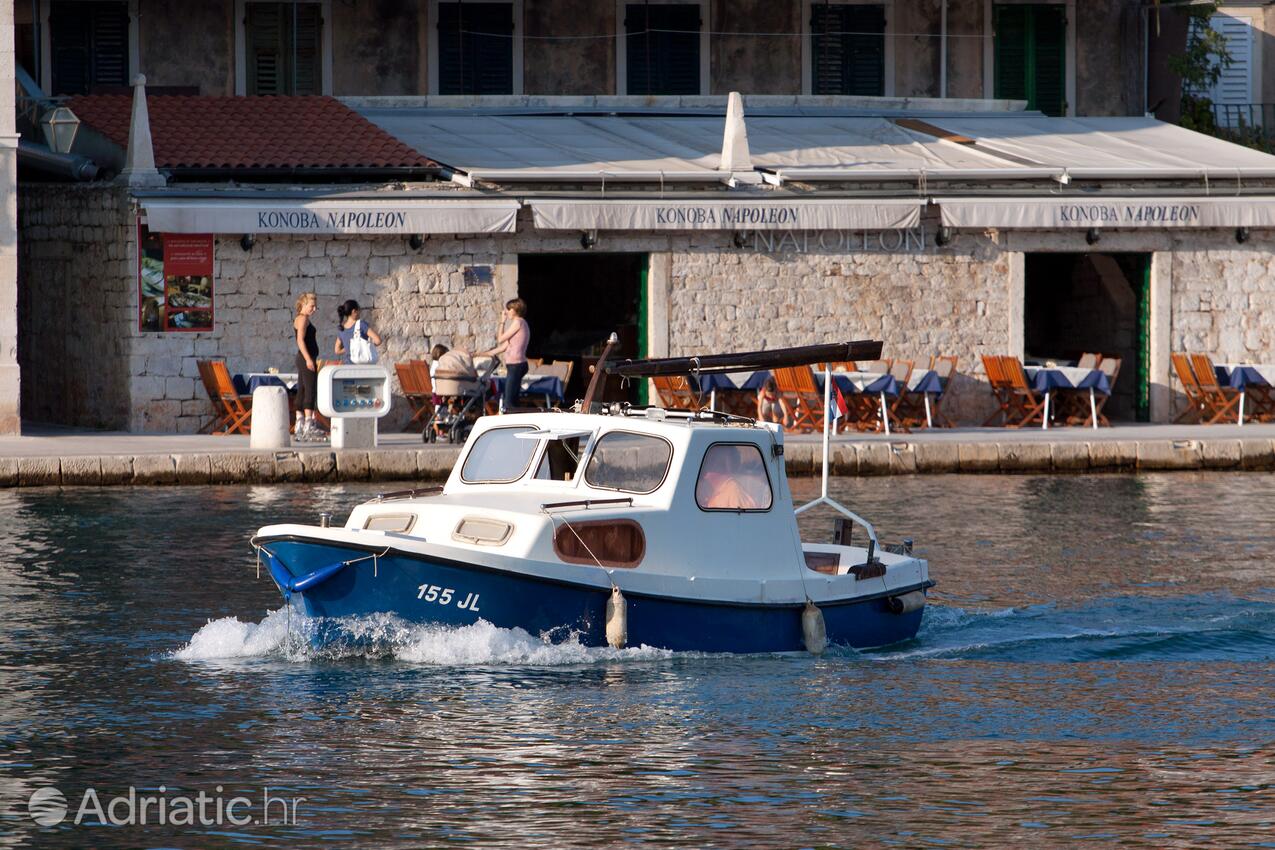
[250,385,291,449]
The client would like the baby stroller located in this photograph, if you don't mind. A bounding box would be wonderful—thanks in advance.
[425,351,499,443]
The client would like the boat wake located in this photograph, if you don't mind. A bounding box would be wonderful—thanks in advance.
[172,608,678,666]
[173,593,1275,666]
[871,592,1275,663]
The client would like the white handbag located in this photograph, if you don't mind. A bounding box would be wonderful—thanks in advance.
[349,321,378,364]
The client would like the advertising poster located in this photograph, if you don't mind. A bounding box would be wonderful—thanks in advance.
[137,220,215,332]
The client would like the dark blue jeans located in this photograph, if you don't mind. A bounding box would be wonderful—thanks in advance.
[504,362,527,412]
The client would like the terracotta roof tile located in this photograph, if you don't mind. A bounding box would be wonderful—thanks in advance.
[64,95,437,171]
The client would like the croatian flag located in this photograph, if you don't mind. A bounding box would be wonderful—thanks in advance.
[830,379,849,423]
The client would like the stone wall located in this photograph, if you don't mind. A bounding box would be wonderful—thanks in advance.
[1169,233,1275,361]
[16,185,134,429]
[525,0,616,95]
[710,0,801,95]
[139,0,233,95]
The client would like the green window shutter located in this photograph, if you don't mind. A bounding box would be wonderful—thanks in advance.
[437,3,515,95]
[291,3,323,95]
[246,3,284,95]
[625,4,702,95]
[993,5,1028,103]
[49,1,129,95]
[811,4,885,96]
[1031,5,1066,117]
[246,3,323,95]
[994,4,1066,116]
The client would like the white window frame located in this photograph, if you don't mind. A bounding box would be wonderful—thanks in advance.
[38,0,140,93]
[427,0,524,95]
[982,0,1075,117]
[800,0,895,97]
[234,0,333,96]
[615,0,710,96]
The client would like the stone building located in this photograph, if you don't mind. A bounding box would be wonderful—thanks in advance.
[9,1,1275,434]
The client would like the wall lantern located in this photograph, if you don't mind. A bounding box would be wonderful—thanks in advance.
[1085,227,1101,245]
[40,106,81,154]
[240,234,255,252]
[408,234,425,250]
[1236,227,1251,244]
[580,230,597,249]
[732,230,751,249]
[934,226,952,247]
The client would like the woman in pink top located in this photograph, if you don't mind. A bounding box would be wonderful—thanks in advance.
[482,298,530,413]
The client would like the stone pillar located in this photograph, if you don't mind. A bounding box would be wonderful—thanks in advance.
[0,2,20,433]
[1006,250,1025,359]
[1148,251,1173,423]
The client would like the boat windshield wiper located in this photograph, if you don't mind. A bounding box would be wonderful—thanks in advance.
[371,486,443,502]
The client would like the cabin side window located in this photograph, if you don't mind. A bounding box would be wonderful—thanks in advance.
[695,443,773,511]
[583,432,673,494]
[460,426,537,483]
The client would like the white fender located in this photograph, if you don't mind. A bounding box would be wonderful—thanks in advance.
[605,586,627,649]
[801,600,827,655]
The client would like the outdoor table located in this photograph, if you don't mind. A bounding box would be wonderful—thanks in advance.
[490,373,566,406]
[234,372,298,395]
[1216,364,1275,425]
[1024,366,1110,430]
[691,371,759,411]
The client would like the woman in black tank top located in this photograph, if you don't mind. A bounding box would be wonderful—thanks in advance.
[293,292,323,440]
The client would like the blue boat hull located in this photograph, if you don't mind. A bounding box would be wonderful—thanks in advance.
[261,539,927,653]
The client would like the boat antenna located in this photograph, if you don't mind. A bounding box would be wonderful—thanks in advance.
[582,332,620,413]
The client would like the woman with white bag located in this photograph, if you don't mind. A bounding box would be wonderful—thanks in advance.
[334,299,383,364]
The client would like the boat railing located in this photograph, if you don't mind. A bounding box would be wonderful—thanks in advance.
[541,497,635,512]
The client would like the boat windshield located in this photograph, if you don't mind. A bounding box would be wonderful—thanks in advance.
[695,443,773,511]
[461,426,538,483]
[583,431,673,494]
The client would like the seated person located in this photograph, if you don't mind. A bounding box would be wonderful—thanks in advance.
[696,445,768,510]
[756,375,790,426]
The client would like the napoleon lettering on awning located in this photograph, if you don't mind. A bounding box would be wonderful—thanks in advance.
[1057,203,1201,226]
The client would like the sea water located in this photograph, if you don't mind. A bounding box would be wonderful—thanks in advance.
[2,473,1274,848]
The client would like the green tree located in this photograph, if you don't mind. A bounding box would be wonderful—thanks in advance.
[1169,1,1232,135]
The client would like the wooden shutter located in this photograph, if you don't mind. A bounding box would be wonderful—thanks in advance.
[49,1,129,96]
[625,4,701,95]
[993,5,1029,104]
[994,4,1065,116]
[810,4,885,96]
[246,3,285,95]
[291,3,323,95]
[1031,5,1066,117]
[246,3,323,95]
[437,3,514,95]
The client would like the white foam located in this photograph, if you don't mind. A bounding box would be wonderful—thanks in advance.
[173,607,292,660]
[172,609,677,666]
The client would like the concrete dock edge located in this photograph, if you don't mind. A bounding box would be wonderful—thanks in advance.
[1,437,1274,488]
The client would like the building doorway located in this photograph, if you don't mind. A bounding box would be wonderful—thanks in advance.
[1024,252,1150,421]
[516,253,648,404]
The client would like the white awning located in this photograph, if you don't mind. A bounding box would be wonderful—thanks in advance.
[937,196,1275,229]
[530,199,921,231]
[138,197,521,234]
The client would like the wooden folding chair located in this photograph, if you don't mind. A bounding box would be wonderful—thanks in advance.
[928,355,959,427]
[1190,354,1243,424]
[652,375,700,410]
[1171,353,1207,423]
[999,356,1048,428]
[533,360,573,409]
[199,360,252,435]
[884,359,916,432]
[1090,355,1121,427]
[1076,352,1102,369]
[981,354,1013,426]
[773,366,825,433]
[395,361,434,432]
